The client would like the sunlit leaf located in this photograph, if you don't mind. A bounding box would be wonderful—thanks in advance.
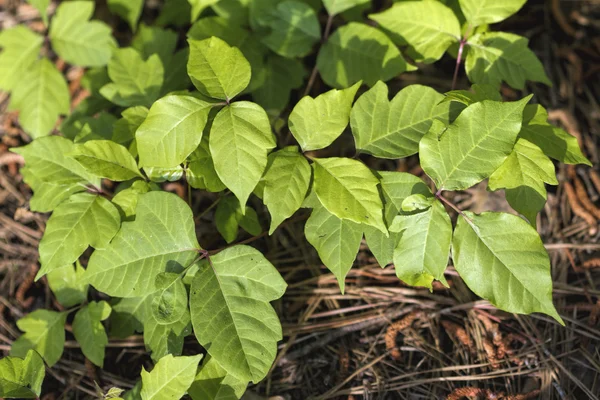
[453,211,563,324]
[190,246,286,383]
[85,192,200,297]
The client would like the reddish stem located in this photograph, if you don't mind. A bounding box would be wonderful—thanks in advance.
[451,26,473,91]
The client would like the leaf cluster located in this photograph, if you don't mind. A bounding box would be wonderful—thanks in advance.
[1,0,592,398]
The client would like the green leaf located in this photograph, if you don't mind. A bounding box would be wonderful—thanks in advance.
[26,0,50,24]
[157,0,192,26]
[459,0,526,26]
[518,104,591,166]
[190,245,287,383]
[369,1,460,63]
[0,26,43,91]
[72,301,112,367]
[8,58,69,138]
[162,49,193,95]
[323,0,368,16]
[143,306,192,361]
[465,32,551,90]
[49,1,116,67]
[187,135,226,192]
[112,181,158,220]
[11,136,101,212]
[110,294,150,338]
[316,22,409,88]
[210,101,276,209]
[85,192,201,297]
[401,194,434,212]
[38,193,121,279]
[108,0,144,31]
[213,0,252,25]
[113,106,149,148]
[351,82,445,159]
[100,48,164,107]
[419,97,531,191]
[11,310,67,367]
[440,84,502,120]
[151,273,188,325]
[0,350,45,398]
[188,0,220,21]
[261,1,320,58]
[71,112,118,143]
[262,148,311,234]
[289,82,360,151]
[72,140,143,181]
[140,354,203,400]
[305,204,362,292]
[313,157,386,233]
[187,37,251,101]
[132,24,178,66]
[389,200,451,289]
[189,356,248,400]
[452,212,563,324]
[137,94,215,168]
[123,381,143,400]
[364,171,431,268]
[489,138,557,225]
[215,196,262,243]
[144,166,184,182]
[252,54,306,114]
[188,17,267,93]
[47,262,89,308]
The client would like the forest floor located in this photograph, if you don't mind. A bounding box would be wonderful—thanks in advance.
[1,0,600,399]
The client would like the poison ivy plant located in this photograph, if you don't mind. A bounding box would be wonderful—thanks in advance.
[49,1,116,67]
[465,32,552,89]
[289,82,361,151]
[8,59,69,138]
[189,246,287,383]
[188,355,247,400]
[214,196,262,243]
[0,26,43,92]
[136,94,216,168]
[453,211,563,323]
[0,350,45,398]
[46,262,89,308]
[84,192,200,297]
[261,147,311,233]
[72,301,112,367]
[261,0,321,58]
[370,1,461,63]
[11,310,67,367]
[316,22,409,88]
[350,82,446,158]
[108,0,144,31]
[140,354,202,400]
[37,193,121,278]
[313,157,387,233]
[419,96,531,191]
[11,136,101,212]
[101,48,164,107]
[4,0,591,398]
[305,203,362,292]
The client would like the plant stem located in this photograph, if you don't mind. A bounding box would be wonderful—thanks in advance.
[303,13,334,97]
[196,195,222,221]
[435,190,466,219]
[451,25,473,91]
